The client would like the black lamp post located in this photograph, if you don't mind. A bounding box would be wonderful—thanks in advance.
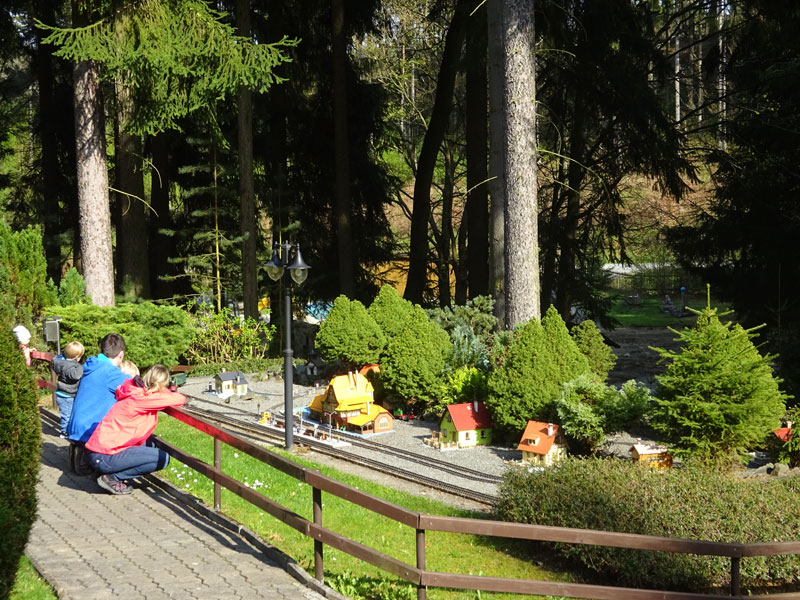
[265,241,310,450]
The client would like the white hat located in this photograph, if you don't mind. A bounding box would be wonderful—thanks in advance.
[12,325,31,344]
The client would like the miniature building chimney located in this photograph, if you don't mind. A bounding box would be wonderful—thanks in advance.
[348,371,354,389]
[547,423,554,437]
[473,401,479,412]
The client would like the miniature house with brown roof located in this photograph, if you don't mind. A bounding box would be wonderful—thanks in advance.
[214,371,248,398]
[774,420,794,443]
[518,421,567,466]
[438,401,493,450]
[307,371,393,435]
[630,443,673,469]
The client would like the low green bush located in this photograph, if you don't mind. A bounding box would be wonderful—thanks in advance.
[45,302,195,368]
[495,458,800,592]
[0,323,41,599]
[182,303,273,366]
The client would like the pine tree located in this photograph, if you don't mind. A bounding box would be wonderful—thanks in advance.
[571,319,617,380]
[651,307,789,461]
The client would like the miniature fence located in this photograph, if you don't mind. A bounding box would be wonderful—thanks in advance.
[152,406,800,600]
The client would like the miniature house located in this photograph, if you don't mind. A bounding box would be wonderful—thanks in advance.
[518,421,567,466]
[438,401,493,450]
[774,421,794,443]
[307,372,393,435]
[630,443,673,469]
[214,371,249,398]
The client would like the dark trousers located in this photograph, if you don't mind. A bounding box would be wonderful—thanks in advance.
[88,445,170,482]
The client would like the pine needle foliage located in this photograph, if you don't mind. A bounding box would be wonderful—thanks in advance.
[571,319,617,379]
[651,307,789,462]
[487,306,592,436]
[38,0,298,135]
[315,295,385,371]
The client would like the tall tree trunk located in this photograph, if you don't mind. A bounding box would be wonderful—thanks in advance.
[466,0,489,299]
[73,57,114,306]
[115,78,150,298]
[487,0,506,326]
[332,0,354,297]
[503,0,539,328]
[148,131,178,299]
[437,149,454,307]
[405,0,469,304]
[237,0,258,318]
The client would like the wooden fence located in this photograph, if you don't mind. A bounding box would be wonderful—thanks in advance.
[152,406,800,600]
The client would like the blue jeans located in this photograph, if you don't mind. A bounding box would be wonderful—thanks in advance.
[88,445,171,481]
[55,393,74,436]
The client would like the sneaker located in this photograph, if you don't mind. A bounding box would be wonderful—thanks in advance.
[97,474,132,495]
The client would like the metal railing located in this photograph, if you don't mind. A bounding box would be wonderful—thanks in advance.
[155,406,800,600]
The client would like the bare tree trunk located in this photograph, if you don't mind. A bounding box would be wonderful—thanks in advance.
[487,0,506,326]
[73,57,114,306]
[405,0,469,304]
[237,0,258,318]
[502,0,539,328]
[466,0,489,299]
[148,131,179,299]
[437,149,454,307]
[332,0,354,297]
[115,78,150,298]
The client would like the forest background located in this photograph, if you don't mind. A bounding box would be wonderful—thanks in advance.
[2,0,799,396]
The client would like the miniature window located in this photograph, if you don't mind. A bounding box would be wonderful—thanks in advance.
[465,432,472,440]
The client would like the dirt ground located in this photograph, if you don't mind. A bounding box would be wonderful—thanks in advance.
[605,326,685,387]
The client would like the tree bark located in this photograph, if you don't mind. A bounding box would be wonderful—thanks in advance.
[502,0,539,328]
[332,0,354,297]
[73,57,114,306]
[466,0,489,299]
[115,78,150,298]
[237,0,258,318]
[487,0,506,325]
[405,0,470,304]
[148,131,179,299]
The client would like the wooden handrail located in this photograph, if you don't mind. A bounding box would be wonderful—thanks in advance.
[156,406,799,600]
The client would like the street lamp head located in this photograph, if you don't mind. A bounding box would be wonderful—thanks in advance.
[265,245,284,281]
[287,245,310,285]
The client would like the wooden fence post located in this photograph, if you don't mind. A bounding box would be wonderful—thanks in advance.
[730,557,740,596]
[416,528,426,600]
[313,486,324,581]
[213,437,221,511]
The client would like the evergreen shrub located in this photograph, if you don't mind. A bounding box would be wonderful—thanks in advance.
[46,302,195,368]
[486,306,591,435]
[0,223,57,325]
[496,458,800,591]
[368,286,451,407]
[315,295,385,371]
[571,319,617,379]
[555,374,651,454]
[57,267,89,306]
[651,307,789,461]
[0,323,41,599]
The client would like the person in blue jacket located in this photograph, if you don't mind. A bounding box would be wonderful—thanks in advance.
[66,333,129,444]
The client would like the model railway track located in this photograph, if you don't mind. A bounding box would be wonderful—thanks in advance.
[182,401,498,507]
[186,394,504,485]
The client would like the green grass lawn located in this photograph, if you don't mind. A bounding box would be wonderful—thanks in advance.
[608,294,731,328]
[10,557,55,600]
[154,417,572,600]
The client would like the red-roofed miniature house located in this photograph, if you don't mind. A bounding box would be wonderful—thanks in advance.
[438,401,493,449]
[518,421,567,466]
[774,427,793,443]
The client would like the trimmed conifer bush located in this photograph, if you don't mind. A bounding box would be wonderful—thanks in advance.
[486,306,591,434]
[368,286,451,407]
[571,319,617,379]
[651,307,788,462]
[0,223,56,325]
[315,295,385,371]
[496,458,800,591]
[0,322,41,598]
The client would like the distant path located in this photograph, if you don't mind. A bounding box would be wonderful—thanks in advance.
[606,326,684,387]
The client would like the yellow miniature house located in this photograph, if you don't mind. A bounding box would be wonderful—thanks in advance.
[438,401,493,450]
[630,443,673,469]
[307,372,393,435]
[214,371,248,398]
[518,421,567,466]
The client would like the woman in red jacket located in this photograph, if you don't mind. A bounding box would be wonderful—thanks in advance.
[86,364,186,495]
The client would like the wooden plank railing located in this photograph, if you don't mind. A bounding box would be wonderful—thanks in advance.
[153,406,799,600]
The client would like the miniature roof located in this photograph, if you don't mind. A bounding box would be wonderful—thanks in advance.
[215,371,248,384]
[517,421,559,455]
[445,402,492,431]
[630,443,670,456]
[308,373,375,413]
[345,403,392,427]
[774,427,793,443]
[359,364,380,376]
